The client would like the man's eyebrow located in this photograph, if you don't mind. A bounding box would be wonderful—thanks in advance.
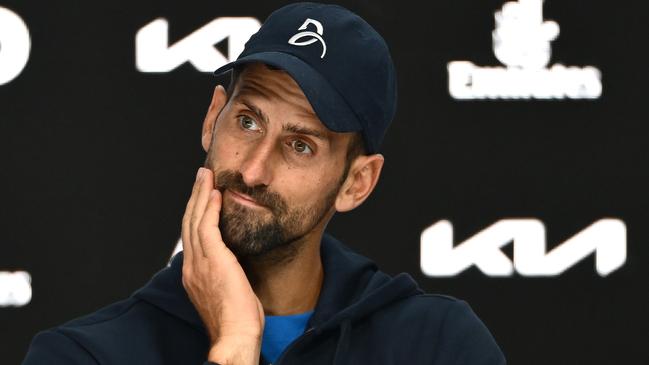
[237,99,269,125]
[235,96,328,142]
[283,122,328,142]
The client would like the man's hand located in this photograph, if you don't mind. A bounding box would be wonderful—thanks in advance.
[181,167,265,365]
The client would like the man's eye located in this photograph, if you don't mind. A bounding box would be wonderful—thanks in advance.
[239,115,260,131]
[290,139,313,155]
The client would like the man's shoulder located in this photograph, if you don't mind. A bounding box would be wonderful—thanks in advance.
[367,291,506,364]
[375,290,475,325]
[399,292,464,308]
[23,296,206,364]
[23,298,140,364]
[55,294,203,343]
[30,298,154,351]
[59,297,138,329]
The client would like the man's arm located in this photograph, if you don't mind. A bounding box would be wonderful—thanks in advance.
[182,167,264,365]
[22,329,98,365]
[22,329,251,365]
[24,167,261,365]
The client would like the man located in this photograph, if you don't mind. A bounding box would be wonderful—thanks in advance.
[23,2,505,364]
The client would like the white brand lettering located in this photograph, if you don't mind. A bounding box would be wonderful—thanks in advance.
[170,238,183,266]
[447,0,602,100]
[0,271,32,307]
[420,219,626,277]
[0,7,31,85]
[136,17,261,73]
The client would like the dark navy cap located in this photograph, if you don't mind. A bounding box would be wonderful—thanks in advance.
[213,2,397,154]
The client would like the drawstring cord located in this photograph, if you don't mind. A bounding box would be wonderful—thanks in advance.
[332,320,352,365]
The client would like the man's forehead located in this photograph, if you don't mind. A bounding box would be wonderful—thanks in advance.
[230,63,331,133]
[234,63,307,105]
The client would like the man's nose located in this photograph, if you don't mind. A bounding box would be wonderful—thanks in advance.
[239,138,275,187]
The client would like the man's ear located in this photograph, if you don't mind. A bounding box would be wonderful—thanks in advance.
[201,85,228,152]
[335,154,384,212]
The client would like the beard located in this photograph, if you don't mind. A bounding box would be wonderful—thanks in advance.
[213,170,340,263]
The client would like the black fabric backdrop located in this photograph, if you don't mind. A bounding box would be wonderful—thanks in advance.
[1,0,648,364]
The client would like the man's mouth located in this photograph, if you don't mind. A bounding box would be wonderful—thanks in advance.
[225,189,267,209]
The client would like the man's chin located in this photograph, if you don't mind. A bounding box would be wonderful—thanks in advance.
[219,216,281,256]
[219,221,303,265]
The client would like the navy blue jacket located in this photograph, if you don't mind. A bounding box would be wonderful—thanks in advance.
[23,234,506,364]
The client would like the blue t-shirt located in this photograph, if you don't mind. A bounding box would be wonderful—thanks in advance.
[261,310,314,364]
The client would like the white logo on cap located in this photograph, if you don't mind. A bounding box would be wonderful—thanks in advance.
[288,18,326,58]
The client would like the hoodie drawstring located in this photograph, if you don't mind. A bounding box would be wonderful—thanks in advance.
[332,319,352,365]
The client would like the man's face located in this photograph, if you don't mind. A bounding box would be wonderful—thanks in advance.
[204,63,354,260]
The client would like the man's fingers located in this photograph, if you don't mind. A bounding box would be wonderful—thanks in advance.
[182,167,205,264]
[191,167,214,258]
[197,189,225,258]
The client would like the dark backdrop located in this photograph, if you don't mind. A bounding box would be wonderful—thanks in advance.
[2,0,648,364]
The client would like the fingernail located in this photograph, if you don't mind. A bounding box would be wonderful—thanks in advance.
[196,168,203,181]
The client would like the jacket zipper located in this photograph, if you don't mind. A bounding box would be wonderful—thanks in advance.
[271,326,316,365]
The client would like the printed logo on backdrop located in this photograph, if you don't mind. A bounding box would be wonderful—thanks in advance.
[168,218,627,277]
[0,271,32,307]
[136,17,261,72]
[420,219,626,277]
[0,6,31,85]
[0,7,32,308]
[448,0,602,100]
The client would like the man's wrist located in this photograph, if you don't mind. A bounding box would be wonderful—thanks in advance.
[207,336,261,365]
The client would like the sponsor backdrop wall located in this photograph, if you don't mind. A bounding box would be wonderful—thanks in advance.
[1,0,648,363]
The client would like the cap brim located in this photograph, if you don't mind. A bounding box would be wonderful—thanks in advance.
[213,52,363,134]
